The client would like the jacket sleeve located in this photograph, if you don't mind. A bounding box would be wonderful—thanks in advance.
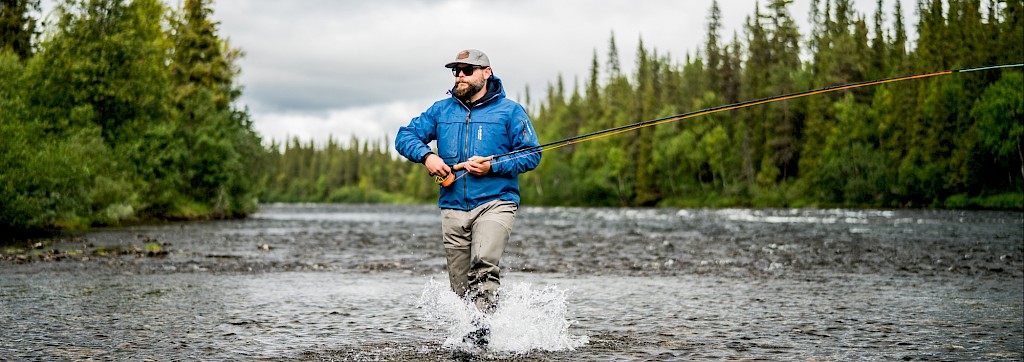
[490,104,541,177]
[395,107,437,164]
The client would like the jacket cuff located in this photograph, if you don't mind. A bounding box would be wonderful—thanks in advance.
[420,151,435,164]
[489,157,506,176]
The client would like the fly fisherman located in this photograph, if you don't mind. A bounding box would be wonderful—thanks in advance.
[395,49,541,348]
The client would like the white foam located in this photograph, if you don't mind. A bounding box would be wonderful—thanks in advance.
[417,279,589,354]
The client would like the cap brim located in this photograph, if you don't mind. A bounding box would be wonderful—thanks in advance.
[445,61,488,68]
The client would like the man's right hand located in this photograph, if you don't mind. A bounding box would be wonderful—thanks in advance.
[424,153,451,178]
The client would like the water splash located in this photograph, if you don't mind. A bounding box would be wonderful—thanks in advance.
[417,278,589,354]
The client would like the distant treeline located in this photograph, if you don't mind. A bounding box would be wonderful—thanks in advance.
[1,0,263,230]
[259,137,427,204]
[2,0,1022,231]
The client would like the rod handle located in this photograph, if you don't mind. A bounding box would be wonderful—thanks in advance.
[432,156,494,187]
[452,155,493,172]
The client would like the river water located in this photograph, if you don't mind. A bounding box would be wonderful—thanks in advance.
[1,204,1021,361]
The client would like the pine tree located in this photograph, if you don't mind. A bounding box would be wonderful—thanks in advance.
[606,31,622,81]
[633,38,661,205]
[168,0,262,216]
[704,0,724,95]
[869,0,889,78]
[721,32,742,103]
[891,0,908,69]
[766,0,802,182]
[916,0,948,70]
[740,5,771,184]
[170,0,240,109]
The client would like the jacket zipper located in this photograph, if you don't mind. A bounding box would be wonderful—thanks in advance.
[463,109,471,207]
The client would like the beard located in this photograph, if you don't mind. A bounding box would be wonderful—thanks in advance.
[453,77,486,101]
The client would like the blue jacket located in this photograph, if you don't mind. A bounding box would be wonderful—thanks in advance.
[395,75,541,211]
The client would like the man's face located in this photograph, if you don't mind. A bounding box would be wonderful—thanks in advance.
[452,64,490,100]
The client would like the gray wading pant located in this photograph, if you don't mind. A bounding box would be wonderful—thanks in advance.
[441,200,517,312]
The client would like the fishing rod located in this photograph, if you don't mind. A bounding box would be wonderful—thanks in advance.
[435,63,1023,187]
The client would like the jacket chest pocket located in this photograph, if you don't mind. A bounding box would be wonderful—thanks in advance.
[471,120,509,157]
[437,117,463,160]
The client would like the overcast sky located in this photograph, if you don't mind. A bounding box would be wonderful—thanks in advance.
[43,0,919,146]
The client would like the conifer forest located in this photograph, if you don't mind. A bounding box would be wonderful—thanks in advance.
[1,0,1022,231]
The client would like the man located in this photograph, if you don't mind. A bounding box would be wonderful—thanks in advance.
[395,49,541,346]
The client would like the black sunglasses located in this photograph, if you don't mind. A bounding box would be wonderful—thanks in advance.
[452,66,483,77]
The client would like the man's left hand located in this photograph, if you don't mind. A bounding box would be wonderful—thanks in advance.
[465,156,491,176]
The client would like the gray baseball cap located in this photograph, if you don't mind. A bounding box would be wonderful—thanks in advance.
[444,49,490,68]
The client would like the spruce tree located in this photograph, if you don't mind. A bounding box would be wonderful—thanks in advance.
[169,0,262,217]
[704,0,724,95]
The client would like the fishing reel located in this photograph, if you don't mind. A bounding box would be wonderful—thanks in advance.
[434,173,455,187]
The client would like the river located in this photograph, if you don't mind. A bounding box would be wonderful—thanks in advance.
[1,204,1021,361]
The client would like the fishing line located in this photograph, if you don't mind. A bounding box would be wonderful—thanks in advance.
[437,63,1023,186]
